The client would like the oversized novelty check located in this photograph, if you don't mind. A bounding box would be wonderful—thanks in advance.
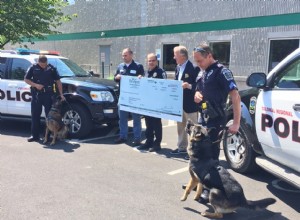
[119,76,183,122]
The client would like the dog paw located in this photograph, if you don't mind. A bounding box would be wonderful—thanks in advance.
[201,211,211,217]
[180,195,187,201]
[43,140,47,144]
[193,195,200,200]
[50,142,55,146]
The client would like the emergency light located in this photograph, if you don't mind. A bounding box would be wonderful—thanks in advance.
[15,48,60,56]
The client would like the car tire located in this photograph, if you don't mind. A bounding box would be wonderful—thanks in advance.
[62,103,93,139]
[223,119,257,173]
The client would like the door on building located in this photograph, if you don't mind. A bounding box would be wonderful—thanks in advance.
[99,45,111,78]
[163,44,179,71]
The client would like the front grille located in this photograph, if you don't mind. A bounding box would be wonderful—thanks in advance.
[114,88,120,100]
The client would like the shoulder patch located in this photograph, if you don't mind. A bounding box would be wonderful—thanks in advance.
[222,68,233,81]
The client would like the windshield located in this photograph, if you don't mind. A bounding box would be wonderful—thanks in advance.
[47,58,90,77]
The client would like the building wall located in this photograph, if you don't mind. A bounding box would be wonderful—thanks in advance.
[27,0,300,79]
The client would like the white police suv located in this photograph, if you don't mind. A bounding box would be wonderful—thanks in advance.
[0,49,119,138]
[224,48,300,189]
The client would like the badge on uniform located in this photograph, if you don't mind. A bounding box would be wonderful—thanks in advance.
[222,69,234,81]
[184,73,189,78]
[207,70,213,79]
[153,72,157,78]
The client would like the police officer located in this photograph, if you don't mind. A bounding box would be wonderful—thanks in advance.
[114,48,145,146]
[193,42,241,203]
[24,55,65,142]
[137,53,167,152]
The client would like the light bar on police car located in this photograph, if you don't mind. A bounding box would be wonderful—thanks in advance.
[16,48,60,56]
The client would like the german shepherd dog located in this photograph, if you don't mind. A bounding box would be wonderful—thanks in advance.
[181,120,276,218]
[43,97,69,145]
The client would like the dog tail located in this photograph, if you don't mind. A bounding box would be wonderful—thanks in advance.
[245,198,276,210]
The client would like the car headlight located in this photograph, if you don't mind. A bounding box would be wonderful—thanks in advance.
[90,91,114,102]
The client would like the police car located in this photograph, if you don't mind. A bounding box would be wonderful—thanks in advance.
[0,49,119,138]
[224,48,300,189]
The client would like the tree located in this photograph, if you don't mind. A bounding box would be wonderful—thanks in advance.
[0,0,74,48]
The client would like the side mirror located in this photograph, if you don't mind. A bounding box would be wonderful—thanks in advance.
[246,72,267,88]
[88,70,100,77]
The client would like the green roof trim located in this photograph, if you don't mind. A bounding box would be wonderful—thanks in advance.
[30,12,300,42]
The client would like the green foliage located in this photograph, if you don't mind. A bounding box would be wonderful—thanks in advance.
[0,0,74,48]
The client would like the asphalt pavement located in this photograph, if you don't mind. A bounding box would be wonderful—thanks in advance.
[0,119,299,220]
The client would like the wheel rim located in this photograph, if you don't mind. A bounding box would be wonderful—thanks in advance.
[63,109,82,134]
[225,133,245,164]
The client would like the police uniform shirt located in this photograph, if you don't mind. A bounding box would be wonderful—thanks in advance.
[146,66,167,79]
[196,61,238,106]
[25,64,60,90]
[114,60,144,82]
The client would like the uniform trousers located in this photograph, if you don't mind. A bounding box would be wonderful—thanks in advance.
[144,116,162,145]
[202,116,226,160]
[177,110,198,151]
[31,92,53,138]
[118,109,141,141]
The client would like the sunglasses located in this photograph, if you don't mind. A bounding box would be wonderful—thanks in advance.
[193,47,207,53]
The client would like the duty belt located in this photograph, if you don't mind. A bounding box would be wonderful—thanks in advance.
[33,86,53,93]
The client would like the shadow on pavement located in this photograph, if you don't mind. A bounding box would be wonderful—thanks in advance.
[43,140,80,153]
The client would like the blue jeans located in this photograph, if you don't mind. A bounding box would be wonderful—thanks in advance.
[118,109,141,140]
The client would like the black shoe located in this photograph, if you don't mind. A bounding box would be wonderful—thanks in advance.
[27,136,40,142]
[184,155,190,160]
[198,189,209,204]
[137,142,152,150]
[170,148,187,155]
[114,137,127,144]
[149,146,161,152]
[132,139,141,147]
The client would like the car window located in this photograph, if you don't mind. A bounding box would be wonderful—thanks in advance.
[47,58,89,77]
[273,58,300,89]
[0,57,7,77]
[11,58,32,80]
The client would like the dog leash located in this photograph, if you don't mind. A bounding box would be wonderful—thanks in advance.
[213,127,244,145]
[64,100,74,111]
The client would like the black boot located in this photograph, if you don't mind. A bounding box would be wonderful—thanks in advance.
[198,188,209,204]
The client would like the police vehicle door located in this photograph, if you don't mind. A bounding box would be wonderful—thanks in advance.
[255,58,300,173]
[6,58,32,116]
[0,57,8,113]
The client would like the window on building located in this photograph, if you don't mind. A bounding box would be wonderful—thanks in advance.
[163,44,179,71]
[209,41,231,67]
[268,39,299,72]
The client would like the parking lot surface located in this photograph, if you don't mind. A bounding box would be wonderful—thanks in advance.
[0,120,299,220]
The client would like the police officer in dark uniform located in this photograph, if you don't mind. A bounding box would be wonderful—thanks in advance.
[24,55,65,142]
[193,43,241,203]
[137,53,167,152]
[114,48,145,146]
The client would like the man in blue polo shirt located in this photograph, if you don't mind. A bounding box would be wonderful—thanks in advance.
[114,48,145,146]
